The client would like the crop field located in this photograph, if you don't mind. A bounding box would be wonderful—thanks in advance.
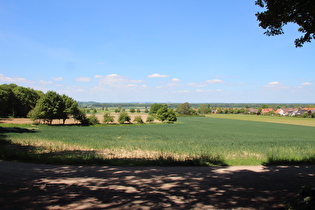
[208,114,315,127]
[1,117,315,166]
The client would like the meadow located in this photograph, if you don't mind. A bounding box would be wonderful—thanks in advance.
[1,116,315,166]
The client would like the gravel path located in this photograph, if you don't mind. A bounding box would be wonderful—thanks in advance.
[0,161,314,209]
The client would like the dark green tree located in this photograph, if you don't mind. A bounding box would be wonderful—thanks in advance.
[61,95,80,124]
[146,115,155,123]
[133,116,144,124]
[29,91,65,124]
[156,105,177,123]
[118,111,131,124]
[256,0,315,47]
[176,102,191,115]
[103,112,114,124]
[130,108,135,113]
[149,103,163,114]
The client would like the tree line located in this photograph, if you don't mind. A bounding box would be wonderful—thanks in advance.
[0,84,87,124]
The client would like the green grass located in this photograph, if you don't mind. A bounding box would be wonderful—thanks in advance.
[207,114,315,127]
[1,117,315,166]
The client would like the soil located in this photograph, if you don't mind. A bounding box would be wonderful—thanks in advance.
[0,161,314,209]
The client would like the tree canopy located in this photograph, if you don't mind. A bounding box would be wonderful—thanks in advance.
[156,105,177,123]
[256,0,315,47]
[0,84,42,117]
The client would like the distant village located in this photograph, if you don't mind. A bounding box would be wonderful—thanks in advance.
[211,107,315,117]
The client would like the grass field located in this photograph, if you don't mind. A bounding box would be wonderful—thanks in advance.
[207,114,315,127]
[1,116,315,166]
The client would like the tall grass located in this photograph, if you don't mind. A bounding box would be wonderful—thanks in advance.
[1,117,315,165]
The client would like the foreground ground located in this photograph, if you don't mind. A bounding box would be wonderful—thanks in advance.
[0,161,314,209]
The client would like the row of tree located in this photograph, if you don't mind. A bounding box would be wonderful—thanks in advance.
[28,91,83,124]
[0,84,86,124]
[0,84,43,117]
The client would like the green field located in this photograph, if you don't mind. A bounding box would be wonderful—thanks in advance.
[1,116,315,166]
[208,114,315,127]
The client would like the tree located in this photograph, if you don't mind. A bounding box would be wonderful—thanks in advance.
[118,111,131,124]
[156,105,177,123]
[256,0,315,47]
[130,108,135,113]
[61,95,80,124]
[176,102,192,115]
[87,114,100,125]
[146,115,155,123]
[166,109,177,123]
[149,103,163,114]
[144,108,149,113]
[29,91,65,124]
[103,112,114,124]
[199,104,210,114]
[133,116,144,124]
[136,109,141,113]
[156,105,169,122]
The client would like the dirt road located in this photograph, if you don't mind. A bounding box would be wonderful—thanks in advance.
[0,161,314,209]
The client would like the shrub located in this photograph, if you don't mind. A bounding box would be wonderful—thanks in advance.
[118,112,131,124]
[130,108,135,113]
[103,112,114,124]
[87,114,100,125]
[146,115,155,123]
[133,116,144,124]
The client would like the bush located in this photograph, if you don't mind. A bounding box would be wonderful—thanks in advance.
[103,112,114,124]
[146,115,155,123]
[118,112,131,124]
[87,114,100,125]
[133,116,144,124]
[130,108,135,113]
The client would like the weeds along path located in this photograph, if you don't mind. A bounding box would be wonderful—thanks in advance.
[0,160,314,209]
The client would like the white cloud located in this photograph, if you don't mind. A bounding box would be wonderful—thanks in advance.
[269,82,280,85]
[264,81,281,87]
[97,74,143,87]
[39,80,53,85]
[0,74,30,83]
[76,77,91,82]
[178,90,190,93]
[171,78,181,82]
[94,75,103,79]
[302,82,312,86]
[51,77,63,81]
[147,73,169,78]
[189,79,224,87]
[206,79,224,84]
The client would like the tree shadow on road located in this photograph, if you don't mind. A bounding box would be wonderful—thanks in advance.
[0,161,314,209]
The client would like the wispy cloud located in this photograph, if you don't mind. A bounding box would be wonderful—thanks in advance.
[171,78,181,82]
[148,73,169,78]
[189,79,225,87]
[0,74,30,83]
[206,79,224,84]
[302,82,312,86]
[264,81,281,88]
[51,77,63,81]
[39,80,53,85]
[96,74,143,88]
[75,77,91,82]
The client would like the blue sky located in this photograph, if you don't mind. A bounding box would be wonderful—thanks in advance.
[0,0,314,103]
